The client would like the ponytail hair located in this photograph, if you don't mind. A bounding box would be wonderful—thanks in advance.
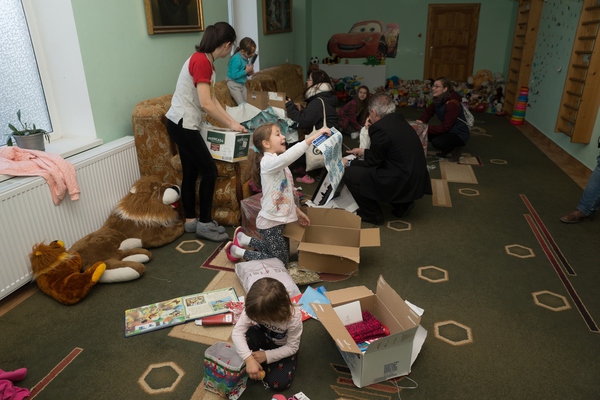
[249,123,276,190]
[195,22,236,53]
[234,37,257,56]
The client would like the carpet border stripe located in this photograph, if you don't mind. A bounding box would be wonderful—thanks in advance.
[520,194,575,275]
[524,214,599,333]
[29,347,83,398]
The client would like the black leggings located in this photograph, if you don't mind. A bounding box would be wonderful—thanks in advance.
[166,118,217,221]
[245,325,298,391]
[428,131,465,153]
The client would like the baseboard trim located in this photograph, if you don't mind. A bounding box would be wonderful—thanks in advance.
[515,121,592,190]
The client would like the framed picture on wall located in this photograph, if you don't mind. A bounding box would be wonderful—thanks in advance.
[144,0,204,34]
[262,0,292,35]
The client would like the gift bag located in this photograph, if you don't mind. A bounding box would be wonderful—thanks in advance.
[305,98,328,172]
[235,258,301,297]
[203,342,247,400]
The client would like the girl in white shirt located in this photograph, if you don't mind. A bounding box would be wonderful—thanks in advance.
[224,123,329,265]
[231,277,303,390]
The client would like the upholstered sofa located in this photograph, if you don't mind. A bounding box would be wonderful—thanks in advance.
[250,63,306,103]
[131,63,305,226]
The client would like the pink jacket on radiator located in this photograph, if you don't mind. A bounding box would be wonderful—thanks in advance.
[0,147,80,205]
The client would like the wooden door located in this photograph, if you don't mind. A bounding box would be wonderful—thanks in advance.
[424,4,480,81]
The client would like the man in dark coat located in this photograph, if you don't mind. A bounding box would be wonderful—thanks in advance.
[343,93,432,225]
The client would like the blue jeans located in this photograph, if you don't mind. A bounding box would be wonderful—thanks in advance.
[577,154,600,216]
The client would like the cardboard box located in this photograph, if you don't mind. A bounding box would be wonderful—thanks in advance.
[311,275,427,388]
[247,91,287,111]
[283,208,380,276]
[200,125,251,162]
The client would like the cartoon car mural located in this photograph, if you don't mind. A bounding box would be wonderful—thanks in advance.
[327,20,399,59]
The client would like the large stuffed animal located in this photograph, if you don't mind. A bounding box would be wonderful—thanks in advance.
[69,176,184,283]
[468,69,493,89]
[29,240,105,305]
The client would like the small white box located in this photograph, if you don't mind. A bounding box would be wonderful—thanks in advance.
[200,125,252,163]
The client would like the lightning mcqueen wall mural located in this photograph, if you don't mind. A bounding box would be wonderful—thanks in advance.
[327,20,399,59]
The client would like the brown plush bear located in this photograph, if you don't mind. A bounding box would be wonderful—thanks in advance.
[30,240,105,305]
[68,176,184,283]
[468,69,493,89]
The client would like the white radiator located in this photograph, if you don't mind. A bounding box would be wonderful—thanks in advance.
[0,136,141,300]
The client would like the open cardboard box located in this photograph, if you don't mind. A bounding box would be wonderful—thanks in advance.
[283,208,380,276]
[310,275,427,388]
[247,91,287,112]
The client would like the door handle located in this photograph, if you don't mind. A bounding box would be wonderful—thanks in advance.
[430,46,433,57]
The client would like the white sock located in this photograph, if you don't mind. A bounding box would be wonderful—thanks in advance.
[237,231,251,247]
[231,244,245,258]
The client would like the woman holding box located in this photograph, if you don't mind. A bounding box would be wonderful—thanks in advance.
[165,22,246,242]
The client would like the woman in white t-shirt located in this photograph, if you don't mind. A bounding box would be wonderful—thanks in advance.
[165,22,246,242]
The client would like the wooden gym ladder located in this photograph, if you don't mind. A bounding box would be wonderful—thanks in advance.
[505,0,543,117]
[555,0,600,144]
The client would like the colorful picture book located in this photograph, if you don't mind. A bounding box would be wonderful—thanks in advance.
[124,287,238,337]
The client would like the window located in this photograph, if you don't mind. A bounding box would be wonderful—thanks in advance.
[0,0,51,146]
[0,0,100,165]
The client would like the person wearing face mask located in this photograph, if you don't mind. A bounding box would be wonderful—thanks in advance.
[417,77,470,162]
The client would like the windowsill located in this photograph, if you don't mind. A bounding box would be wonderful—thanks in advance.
[0,136,103,184]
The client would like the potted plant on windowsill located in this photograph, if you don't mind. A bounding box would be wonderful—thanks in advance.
[7,110,50,151]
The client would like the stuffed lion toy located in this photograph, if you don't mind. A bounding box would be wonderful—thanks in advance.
[68,176,185,283]
[468,69,493,89]
[30,240,105,305]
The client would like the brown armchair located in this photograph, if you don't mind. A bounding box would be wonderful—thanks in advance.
[131,92,254,226]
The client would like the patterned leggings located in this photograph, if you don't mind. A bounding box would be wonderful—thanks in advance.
[245,325,298,390]
[243,225,290,266]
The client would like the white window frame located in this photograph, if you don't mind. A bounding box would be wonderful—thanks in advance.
[1,0,101,182]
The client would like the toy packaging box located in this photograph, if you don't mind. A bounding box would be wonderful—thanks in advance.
[310,275,427,388]
[283,208,380,276]
[200,124,251,163]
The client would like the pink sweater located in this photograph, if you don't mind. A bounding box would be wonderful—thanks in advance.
[0,147,80,205]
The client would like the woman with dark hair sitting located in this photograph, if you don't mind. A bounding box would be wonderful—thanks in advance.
[285,69,340,184]
[337,85,371,139]
[417,77,469,162]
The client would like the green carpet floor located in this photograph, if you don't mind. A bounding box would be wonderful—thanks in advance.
[1,110,599,400]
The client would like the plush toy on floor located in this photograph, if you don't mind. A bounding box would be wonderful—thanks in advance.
[68,175,185,283]
[29,240,106,305]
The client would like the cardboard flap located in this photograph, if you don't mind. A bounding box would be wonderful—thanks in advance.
[360,228,380,247]
[363,325,418,356]
[310,303,362,355]
[307,208,361,229]
[376,276,421,329]
[283,221,305,242]
[298,242,360,263]
[326,286,373,305]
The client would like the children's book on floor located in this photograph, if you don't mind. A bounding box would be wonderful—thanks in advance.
[124,287,239,337]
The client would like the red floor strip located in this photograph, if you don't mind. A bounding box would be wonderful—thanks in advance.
[29,347,83,398]
[524,214,598,333]
[520,194,575,275]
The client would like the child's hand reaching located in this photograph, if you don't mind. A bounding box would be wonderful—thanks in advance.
[296,207,310,226]
[245,355,264,380]
[305,126,331,146]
